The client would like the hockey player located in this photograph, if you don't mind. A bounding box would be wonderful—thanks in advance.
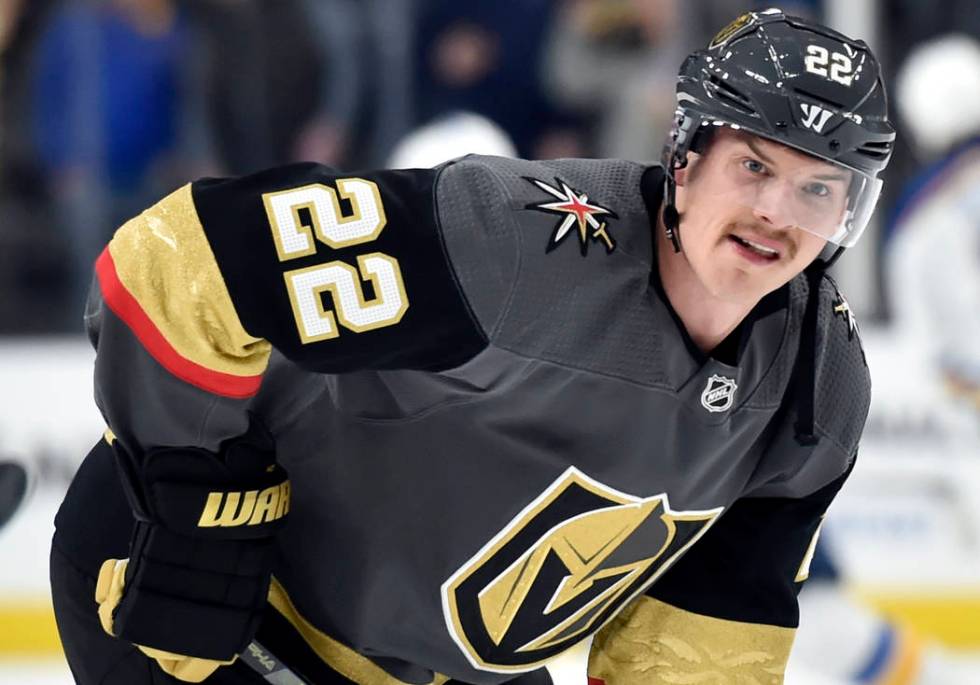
[50,9,894,685]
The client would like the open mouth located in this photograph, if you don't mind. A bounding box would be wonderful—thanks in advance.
[729,234,781,262]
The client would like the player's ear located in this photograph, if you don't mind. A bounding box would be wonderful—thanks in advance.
[672,152,701,187]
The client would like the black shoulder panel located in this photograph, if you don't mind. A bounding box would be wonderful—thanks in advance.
[193,163,486,373]
[814,274,870,457]
[647,461,853,628]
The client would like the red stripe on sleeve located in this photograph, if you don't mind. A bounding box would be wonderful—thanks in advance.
[587,678,606,685]
[95,248,263,399]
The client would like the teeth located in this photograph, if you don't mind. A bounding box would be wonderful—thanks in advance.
[741,238,778,256]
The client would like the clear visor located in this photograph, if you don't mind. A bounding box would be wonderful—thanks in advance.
[682,127,882,248]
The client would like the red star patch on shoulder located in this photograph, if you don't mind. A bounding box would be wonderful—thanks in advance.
[524,177,618,256]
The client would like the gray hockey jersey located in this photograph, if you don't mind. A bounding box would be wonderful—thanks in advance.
[84,155,870,684]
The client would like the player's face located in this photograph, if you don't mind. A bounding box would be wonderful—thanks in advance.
[674,129,848,304]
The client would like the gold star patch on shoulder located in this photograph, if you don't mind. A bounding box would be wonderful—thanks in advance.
[524,177,618,256]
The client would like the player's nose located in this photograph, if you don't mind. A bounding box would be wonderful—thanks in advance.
[751,180,796,230]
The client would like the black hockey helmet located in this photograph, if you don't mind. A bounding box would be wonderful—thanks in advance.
[663,8,895,251]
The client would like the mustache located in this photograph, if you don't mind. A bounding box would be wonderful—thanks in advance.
[726,222,796,258]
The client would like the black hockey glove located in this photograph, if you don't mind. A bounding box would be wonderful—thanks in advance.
[95,419,289,664]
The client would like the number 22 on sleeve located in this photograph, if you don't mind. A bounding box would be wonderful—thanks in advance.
[263,179,409,344]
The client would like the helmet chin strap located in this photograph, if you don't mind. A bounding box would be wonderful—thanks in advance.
[663,166,684,254]
[817,244,847,270]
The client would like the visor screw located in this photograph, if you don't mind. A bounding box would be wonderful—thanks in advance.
[829,139,841,151]
[775,120,787,129]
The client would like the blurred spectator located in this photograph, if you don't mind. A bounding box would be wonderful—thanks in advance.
[415,0,590,159]
[0,0,28,100]
[188,0,364,174]
[343,0,417,168]
[543,0,825,162]
[1,0,58,170]
[0,2,22,47]
[30,0,196,330]
[543,0,685,161]
[880,0,980,67]
[294,0,361,167]
[0,0,66,334]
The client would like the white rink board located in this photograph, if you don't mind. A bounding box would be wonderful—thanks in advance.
[0,338,104,600]
[831,329,980,589]
[0,337,103,456]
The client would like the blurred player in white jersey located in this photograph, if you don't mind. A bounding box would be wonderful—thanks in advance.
[887,34,980,427]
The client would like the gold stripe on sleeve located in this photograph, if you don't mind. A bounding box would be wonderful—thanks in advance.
[107,184,271,379]
[588,596,796,684]
[267,578,449,685]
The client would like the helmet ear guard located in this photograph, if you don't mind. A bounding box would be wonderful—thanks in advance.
[661,68,747,230]
[660,110,717,253]
[661,110,695,253]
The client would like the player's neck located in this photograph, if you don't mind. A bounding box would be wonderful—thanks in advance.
[655,216,755,356]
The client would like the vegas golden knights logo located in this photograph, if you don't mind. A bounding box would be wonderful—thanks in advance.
[709,11,754,49]
[442,468,722,673]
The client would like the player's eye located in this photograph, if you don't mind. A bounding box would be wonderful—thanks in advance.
[742,158,768,175]
[802,181,831,198]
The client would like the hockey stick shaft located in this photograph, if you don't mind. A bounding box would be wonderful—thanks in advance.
[240,640,310,685]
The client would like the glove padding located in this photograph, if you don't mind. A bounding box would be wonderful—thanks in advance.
[96,559,236,683]
[99,421,289,662]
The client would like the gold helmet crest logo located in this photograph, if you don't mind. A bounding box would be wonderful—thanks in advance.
[710,12,755,49]
[442,467,722,673]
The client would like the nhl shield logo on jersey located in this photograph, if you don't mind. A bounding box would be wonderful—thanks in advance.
[524,177,618,256]
[442,467,721,673]
[700,375,737,413]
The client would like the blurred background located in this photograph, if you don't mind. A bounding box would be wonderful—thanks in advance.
[0,0,977,683]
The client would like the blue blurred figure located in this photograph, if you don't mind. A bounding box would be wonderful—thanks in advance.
[31,0,191,329]
[415,0,588,159]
